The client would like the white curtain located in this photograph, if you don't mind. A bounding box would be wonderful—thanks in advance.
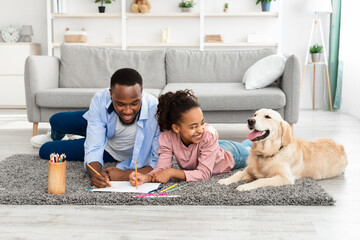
[340,0,360,119]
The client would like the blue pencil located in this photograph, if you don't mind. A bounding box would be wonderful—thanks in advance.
[148,186,163,194]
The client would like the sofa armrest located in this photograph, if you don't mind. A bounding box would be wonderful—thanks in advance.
[280,55,301,124]
[24,56,60,122]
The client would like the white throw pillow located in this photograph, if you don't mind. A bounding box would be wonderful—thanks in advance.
[242,55,287,90]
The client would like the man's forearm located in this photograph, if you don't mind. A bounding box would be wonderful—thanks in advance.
[138,165,153,174]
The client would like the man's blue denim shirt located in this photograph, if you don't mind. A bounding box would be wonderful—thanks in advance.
[83,88,160,171]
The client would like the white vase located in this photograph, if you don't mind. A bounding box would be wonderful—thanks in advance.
[181,8,192,12]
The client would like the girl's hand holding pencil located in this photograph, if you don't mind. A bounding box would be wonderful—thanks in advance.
[129,172,152,186]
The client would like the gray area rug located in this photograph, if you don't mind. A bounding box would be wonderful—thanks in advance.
[0,154,335,205]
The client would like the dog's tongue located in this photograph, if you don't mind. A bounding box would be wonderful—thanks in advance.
[247,130,264,141]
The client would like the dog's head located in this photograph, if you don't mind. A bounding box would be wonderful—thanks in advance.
[247,109,293,147]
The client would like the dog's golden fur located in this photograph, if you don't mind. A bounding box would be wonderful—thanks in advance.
[218,109,348,191]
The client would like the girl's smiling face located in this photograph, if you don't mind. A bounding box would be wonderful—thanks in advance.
[172,107,205,146]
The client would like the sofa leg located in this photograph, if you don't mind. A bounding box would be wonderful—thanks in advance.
[33,122,38,136]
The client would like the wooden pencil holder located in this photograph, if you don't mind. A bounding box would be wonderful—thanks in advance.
[48,160,66,195]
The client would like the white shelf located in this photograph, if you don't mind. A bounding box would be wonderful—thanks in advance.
[128,42,199,48]
[53,42,277,48]
[52,42,122,48]
[126,12,200,18]
[52,13,122,18]
[204,42,278,47]
[205,12,279,17]
[47,0,282,54]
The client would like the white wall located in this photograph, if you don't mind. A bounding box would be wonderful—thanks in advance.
[0,0,333,110]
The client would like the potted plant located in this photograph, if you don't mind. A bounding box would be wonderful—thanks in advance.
[310,44,323,62]
[94,0,115,13]
[256,0,275,12]
[224,3,229,13]
[179,0,196,12]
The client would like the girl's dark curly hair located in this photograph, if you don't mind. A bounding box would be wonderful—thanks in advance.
[156,89,200,132]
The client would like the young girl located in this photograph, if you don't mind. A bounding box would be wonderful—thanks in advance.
[129,89,252,185]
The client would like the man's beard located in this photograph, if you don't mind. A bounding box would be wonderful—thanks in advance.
[118,111,139,125]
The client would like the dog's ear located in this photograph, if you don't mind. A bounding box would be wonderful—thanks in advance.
[281,121,293,146]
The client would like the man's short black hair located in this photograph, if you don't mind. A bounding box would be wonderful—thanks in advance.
[110,68,143,88]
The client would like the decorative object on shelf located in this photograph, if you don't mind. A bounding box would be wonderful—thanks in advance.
[161,28,171,43]
[131,0,151,13]
[94,0,115,13]
[105,34,114,43]
[64,28,87,43]
[52,0,59,13]
[58,0,68,13]
[20,25,33,42]
[302,0,333,111]
[223,3,229,13]
[247,32,271,43]
[256,0,275,12]
[205,34,223,43]
[178,0,196,12]
[1,25,20,43]
[309,44,323,62]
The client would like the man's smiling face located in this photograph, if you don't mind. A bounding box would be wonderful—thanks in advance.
[110,83,142,125]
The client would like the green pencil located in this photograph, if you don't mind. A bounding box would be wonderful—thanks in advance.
[166,184,189,192]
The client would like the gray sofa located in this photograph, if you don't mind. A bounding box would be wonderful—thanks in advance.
[25,44,301,135]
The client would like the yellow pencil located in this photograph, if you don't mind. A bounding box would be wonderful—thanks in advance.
[87,164,113,187]
[161,183,178,192]
[135,158,138,190]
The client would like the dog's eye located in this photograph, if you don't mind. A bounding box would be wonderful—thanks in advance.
[265,115,271,119]
[254,114,257,117]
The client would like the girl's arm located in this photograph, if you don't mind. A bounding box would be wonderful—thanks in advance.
[152,168,186,183]
[148,132,174,175]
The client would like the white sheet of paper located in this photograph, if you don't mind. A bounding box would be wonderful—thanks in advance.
[91,181,161,193]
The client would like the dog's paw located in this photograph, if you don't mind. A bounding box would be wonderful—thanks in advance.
[217,178,233,185]
[236,184,254,192]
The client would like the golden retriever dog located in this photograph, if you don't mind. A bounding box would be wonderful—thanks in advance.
[218,108,347,191]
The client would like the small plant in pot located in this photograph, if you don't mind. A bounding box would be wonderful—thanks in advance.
[256,0,275,12]
[179,0,196,12]
[310,44,323,62]
[224,3,229,13]
[95,0,115,13]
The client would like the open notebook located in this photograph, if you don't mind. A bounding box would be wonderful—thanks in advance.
[91,181,161,193]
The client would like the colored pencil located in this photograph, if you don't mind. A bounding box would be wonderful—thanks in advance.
[165,183,189,193]
[160,183,178,192]
[134,158,138,190]
[146,195,181,198]
[87,164,113,187]
[148,186,163,194]
[132,192,168,198]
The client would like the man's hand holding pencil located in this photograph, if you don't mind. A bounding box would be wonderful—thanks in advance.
[87,162,112,188]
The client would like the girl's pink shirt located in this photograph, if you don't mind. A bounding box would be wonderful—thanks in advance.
[149,124,234,181]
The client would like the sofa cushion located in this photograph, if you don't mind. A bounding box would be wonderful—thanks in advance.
[60,44,166,89]
[161,83,286,111]
[166,48,276,84]
[36,88,161,108]
[243,55,287,90]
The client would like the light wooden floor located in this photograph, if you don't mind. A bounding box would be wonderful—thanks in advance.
[0,109,359,239]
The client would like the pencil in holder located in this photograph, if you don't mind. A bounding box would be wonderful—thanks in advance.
[48,160,66,195]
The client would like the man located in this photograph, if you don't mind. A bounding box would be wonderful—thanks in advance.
[33,68,160,188]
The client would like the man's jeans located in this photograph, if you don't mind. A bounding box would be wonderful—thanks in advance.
[39,110,115,162]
